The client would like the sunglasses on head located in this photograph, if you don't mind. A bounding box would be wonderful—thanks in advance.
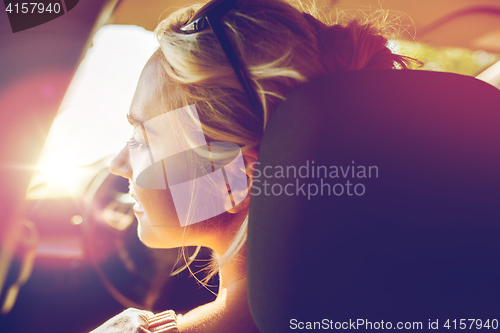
[180,0,264,121]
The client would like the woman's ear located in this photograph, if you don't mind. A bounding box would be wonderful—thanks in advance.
[227,148,259,214]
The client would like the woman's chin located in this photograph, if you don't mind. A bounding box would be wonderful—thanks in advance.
[137,226,163,249]
[136,215,184,249]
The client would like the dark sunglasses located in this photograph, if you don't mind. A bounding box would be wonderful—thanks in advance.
[180,0,264,120]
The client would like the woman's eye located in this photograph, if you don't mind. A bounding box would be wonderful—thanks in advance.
[127,137,146,150]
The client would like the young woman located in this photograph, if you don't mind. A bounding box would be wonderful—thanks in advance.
[92,0,413,331]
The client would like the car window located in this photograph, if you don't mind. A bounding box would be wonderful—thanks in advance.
[27,25,157,198]
[393,40,499,76]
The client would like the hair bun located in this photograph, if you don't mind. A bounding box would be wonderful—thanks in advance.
[302,12,411,73]
[302,12,353,73]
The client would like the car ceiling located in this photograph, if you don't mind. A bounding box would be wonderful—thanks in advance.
[112,0,500,53]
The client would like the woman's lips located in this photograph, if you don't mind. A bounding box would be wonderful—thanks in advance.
[131,193,144,214]
[133,202,144,214]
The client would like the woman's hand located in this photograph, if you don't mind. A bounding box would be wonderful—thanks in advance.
[90,308,154,333]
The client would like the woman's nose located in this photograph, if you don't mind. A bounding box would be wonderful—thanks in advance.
[109,145,133,179]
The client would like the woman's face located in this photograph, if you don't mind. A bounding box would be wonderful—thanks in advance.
[110,53,253,251]
[109,54,189,248]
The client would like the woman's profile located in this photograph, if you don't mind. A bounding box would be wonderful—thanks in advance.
[91,0,414,332]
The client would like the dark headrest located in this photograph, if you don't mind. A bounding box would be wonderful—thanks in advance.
[247,70,500,332]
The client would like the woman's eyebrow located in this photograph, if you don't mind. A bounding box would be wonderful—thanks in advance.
[127,113,159,137]
[127,113,143,126]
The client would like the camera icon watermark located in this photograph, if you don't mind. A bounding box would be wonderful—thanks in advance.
[129,104,248,227]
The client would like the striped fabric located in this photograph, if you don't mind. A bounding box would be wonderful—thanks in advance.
[148,310,179,333]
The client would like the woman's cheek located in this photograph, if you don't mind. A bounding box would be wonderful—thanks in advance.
[136,186,180,227]
[133,186,186,249]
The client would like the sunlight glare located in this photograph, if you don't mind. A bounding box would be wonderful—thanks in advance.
[27,25,158,199]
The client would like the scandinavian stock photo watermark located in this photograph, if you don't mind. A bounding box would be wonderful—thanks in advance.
[289,318,499,330]
[250,160,379,200]
[130,104,380,227]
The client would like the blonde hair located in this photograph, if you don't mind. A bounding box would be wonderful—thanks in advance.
[153,0,416,283]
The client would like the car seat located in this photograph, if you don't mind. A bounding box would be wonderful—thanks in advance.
[247,70,500,332]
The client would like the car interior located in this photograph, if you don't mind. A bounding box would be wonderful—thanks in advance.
[1,0,499,332]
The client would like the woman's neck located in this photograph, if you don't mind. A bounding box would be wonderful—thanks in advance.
[218,253,247,291]
[177,251,259,333]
